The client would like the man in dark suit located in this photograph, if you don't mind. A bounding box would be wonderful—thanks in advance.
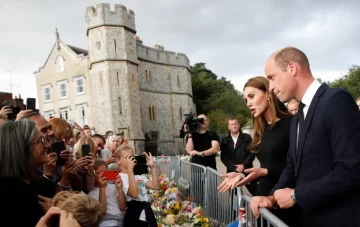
[220,117,256,194]
[250,47,360,226]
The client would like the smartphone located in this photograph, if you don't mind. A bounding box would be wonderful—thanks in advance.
[133,155,148,175]
[103,170,118,181]
[26,98,36,110]
[82,144,91,157]
[7,107,21,121]
[51,141,67,166]
[135,155,147,165]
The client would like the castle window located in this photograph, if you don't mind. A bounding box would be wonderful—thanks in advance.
[149,105,156,121]
[117,72,120,86]
[44,110,54,120]
[96,41,101,49]
[43,85,51,103]
[118,97,123,114]
[58,81,67,99]
[59,107,69,120]
[179,107,183,121]
[56,56,64,72]
[146,70,152,83]
[77,104,87,126]
[177,75,180,87]
[114,39,117,52]
[75,78,85,95]
[100,73,103,88]
[132,73,136,88]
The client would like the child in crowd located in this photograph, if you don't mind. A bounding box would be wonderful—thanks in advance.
[89,159,127,227]
[114,146,161,227]
[52,191,103,227]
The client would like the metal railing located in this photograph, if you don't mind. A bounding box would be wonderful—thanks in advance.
[241,195,289,227]
[179,159,207,206]
[205,167,243,226]
[170,156,180,182]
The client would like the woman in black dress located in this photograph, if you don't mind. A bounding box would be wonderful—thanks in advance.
[218,76,299,226]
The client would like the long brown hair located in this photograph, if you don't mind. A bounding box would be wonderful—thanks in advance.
[244,76,291,152]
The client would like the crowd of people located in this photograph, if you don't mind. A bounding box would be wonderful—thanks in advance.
[0,46,360,227]
[0,110,160,227]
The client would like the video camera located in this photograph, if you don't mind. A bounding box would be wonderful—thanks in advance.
[179,112,205,138]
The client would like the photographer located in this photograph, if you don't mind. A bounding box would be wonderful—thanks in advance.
[185,114,220,170]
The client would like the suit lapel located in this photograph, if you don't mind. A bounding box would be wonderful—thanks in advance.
[295,84,327,177]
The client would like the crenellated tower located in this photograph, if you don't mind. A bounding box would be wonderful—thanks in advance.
[86,3,144,152]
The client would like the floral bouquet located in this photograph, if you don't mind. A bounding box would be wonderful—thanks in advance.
[148,174,210,227]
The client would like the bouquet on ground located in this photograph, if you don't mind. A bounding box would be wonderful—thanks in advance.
[148,174,210,227]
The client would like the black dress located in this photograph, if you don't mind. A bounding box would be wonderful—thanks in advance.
[255,117,301,227]
[0,178,44,227]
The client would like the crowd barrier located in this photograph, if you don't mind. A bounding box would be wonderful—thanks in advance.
[155,157,288,227]
[240,195,289,227]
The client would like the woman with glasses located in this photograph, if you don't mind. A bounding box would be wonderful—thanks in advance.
[0,119,52,227]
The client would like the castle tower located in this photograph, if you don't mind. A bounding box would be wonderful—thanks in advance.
[86,3,144,152]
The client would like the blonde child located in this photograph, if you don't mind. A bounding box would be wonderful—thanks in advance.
[114,146,160,227]
[89,159,127,227]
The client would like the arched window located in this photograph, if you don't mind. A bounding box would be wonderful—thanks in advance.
[56,56,64,72]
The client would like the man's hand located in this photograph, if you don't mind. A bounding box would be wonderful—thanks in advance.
[15,109,34,121]
[190,150,200,156]
[59,150,73,161]
[235,164,244,173]
[273,188,295,209]
[250,196,276,218]
[85,156,95,172]
[43,152,57,176]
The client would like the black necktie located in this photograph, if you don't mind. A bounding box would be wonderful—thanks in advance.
[296,102,305,157]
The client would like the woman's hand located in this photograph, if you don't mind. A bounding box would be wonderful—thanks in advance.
[59,210,81,227]
[35,207,62,227]
[217,172,246,193]
[85,156,95,172]
[235,168,267,187]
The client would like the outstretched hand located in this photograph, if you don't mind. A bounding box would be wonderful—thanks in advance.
[217,172,245,193]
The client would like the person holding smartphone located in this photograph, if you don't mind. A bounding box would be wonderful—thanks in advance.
[89,160,127,227]
[114,146,160,227]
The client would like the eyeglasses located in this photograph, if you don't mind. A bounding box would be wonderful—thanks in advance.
[40,125,52,134]
[32,135,46,148]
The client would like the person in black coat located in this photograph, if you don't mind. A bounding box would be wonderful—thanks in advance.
[220,117,256,194]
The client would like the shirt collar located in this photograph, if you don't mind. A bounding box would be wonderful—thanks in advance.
[301,79,322,107]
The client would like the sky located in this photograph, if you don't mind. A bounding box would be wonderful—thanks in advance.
[0,0,359,103]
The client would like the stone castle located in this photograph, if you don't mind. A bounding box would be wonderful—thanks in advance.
[34,3,194,154]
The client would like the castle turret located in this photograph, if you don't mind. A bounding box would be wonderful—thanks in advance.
[86,3,144,152]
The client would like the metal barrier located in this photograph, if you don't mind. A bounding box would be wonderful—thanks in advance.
[155,156,171,178]
[205,167,243,226]
[241,195,289,227]
[170,156,180,182]
[179,159,207,206]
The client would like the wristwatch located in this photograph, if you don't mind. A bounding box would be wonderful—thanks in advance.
[290,189,296,202]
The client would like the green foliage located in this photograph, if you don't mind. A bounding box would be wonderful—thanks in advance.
[328,65,360,99]
[190,63,251,134]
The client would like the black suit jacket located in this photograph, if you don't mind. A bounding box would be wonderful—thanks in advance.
[220,132,254,173]
[271,84,360,226]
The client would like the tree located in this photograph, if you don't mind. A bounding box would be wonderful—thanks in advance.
[190,63,251,134]
[328,65,360,99]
